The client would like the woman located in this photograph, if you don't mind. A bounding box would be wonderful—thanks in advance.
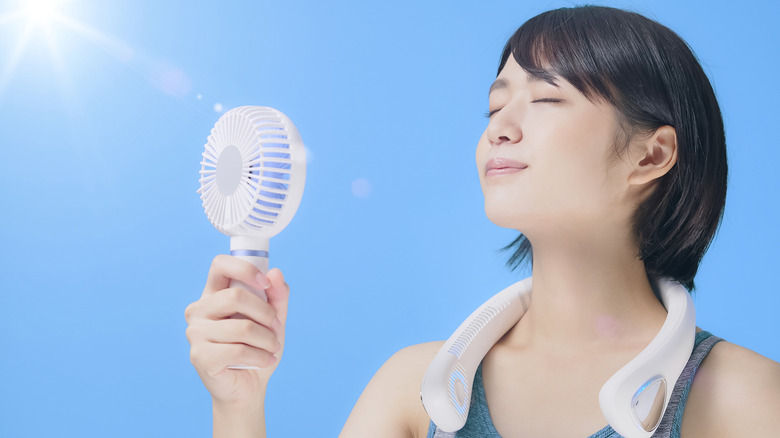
[184,6,780,437]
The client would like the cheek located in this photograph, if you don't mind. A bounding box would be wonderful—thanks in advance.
[533,131,615,211]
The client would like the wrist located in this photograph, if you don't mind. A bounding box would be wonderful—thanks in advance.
[212,398,266,438]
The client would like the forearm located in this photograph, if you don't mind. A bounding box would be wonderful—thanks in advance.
[212,398,266,438]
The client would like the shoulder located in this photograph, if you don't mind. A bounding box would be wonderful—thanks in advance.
[682,338,780,437]
[382,341,447,373]
[340,341,444,438]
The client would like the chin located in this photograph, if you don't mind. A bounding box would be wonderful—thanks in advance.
[484,202,527,230]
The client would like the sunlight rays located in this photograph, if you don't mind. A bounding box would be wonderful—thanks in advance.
[0,0,71,99]
[0,17,36,96]
[0,0,217,113]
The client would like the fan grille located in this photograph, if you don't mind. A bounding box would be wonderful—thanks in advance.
[198,107,298,236]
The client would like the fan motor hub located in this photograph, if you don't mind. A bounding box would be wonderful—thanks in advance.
[216,145,243,195]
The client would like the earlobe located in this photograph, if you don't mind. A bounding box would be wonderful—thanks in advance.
[627,125,678,186]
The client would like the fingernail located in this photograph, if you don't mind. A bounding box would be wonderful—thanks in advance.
[272,318,282,331]
[256,273,272,289]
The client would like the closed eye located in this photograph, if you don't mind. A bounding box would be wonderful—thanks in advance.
[485,99,561,118]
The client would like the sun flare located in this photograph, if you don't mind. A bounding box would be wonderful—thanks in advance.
[0,0,73,97]
[1,0,200,106]
[19,0,67,30]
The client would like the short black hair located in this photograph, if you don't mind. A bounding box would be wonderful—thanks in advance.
[499,5,728,292]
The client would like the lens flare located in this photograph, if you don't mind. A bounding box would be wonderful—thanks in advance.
[20,0,67,31]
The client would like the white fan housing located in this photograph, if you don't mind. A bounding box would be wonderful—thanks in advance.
[199,105,305,244]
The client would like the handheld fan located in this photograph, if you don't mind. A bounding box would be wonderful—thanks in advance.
[198,106,306,369]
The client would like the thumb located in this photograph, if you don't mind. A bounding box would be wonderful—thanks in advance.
[264,268,290,329]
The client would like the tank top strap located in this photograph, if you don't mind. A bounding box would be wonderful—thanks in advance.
[650,330,723,438]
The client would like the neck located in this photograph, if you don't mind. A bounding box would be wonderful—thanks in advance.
[503,231,668,356]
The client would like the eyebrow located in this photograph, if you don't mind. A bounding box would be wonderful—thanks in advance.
[488,75,559,95]
[488,78,509,95]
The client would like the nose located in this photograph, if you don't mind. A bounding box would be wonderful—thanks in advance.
[487,111,522,146]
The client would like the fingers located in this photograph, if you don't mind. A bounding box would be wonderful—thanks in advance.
[185,259,291,390]
[189,337,278,374]
[186,286,283,374]
[265,268,290,326]
[186,287,280,331]
[203,255,271,297]
[187,318,281,355]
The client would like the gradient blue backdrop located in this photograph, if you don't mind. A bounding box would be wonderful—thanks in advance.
[1,0,777,436]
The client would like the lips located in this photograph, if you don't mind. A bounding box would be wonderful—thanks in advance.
[485,158,528,176]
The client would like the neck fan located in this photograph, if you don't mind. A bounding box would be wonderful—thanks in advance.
[420,276,695,438]
[198,106,306,368]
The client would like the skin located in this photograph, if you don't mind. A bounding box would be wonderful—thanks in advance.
[185,257,290,437]
[184,54,780,437]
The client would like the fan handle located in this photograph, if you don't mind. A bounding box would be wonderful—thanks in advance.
[227,235,270,370]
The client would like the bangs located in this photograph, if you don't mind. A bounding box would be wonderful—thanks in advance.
[498,7,629,106]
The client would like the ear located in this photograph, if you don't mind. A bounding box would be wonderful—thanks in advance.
[627,125,678,186]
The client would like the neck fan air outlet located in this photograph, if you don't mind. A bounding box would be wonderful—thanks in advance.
[198,106,306,369]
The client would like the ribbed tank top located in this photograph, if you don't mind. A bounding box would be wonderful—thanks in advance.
[427,330,723,438]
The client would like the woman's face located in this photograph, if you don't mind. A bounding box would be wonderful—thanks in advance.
[476,55,631,239]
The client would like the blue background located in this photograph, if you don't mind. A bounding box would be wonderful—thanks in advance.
[1,0,777,436]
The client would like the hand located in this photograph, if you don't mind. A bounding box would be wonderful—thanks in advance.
[185,255,290,408]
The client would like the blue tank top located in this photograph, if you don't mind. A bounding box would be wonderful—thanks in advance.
[427,331,723,438]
